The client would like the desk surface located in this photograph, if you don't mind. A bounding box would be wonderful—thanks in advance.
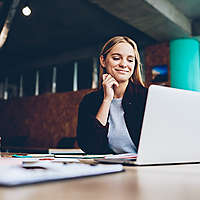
[1,163,200,200]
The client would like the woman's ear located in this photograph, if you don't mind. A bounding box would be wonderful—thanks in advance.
[100,55,106,68]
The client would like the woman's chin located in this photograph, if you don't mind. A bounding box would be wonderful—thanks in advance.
[116,78,129,84]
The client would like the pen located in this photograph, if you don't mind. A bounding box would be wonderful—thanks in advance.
[12,154,33,158]
[39,158,54,160]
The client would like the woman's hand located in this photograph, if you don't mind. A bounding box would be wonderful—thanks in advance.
[96,74,119,126]
[102,74,119,102]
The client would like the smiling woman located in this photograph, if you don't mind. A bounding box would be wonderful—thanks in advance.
[100,42,135,86]
[77,36,148,154]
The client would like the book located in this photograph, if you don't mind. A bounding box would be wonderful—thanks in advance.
[54,154,112,159]
[49,148,85,155]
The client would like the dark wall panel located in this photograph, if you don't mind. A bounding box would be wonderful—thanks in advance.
[0,89,94,150]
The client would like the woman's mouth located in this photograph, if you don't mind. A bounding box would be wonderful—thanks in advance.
[115,69,129,73]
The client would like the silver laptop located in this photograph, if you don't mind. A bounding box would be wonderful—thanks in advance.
[135,84,200,165]
[96,84,200,166]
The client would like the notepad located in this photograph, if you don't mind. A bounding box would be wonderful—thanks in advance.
[0,163,124,186]
[54,154,111,159]
[48,149,85,155]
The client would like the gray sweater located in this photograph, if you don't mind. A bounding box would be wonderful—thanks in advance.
[108,98,137,154]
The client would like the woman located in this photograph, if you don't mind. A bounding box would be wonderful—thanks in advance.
[77,36,148,154]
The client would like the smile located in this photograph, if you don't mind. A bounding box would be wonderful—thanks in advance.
[115,69,129,73]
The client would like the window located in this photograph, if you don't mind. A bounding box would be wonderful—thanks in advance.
[56,62,74,93]
[78,58,93,90]
[23,69,36,97]
[0,56,99,99]
[39,67,53,94]
[7,73,20,99]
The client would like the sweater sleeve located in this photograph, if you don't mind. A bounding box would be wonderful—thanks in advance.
[76,92,113,154]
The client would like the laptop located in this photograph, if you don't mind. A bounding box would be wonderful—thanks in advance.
[96,84,200,166]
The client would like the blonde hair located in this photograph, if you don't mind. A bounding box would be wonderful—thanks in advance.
[100,36,145,87]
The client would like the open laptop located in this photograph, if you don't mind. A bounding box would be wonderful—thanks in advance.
[97,84,200,166]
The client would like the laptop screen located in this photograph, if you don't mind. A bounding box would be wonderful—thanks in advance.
[136,85,200,165]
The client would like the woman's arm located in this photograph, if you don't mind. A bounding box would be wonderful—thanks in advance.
[95,99,111,126]
[77,74,119,154]
[76,93,113,154]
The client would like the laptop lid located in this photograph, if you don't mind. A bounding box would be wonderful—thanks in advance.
[136,85,200,165]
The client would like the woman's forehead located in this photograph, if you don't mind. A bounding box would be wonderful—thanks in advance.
[109,42,135,56]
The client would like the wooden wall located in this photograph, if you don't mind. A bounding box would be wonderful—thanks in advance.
[0,89,94,150]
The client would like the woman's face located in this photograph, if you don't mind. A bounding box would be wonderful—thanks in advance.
[101,42,136,83]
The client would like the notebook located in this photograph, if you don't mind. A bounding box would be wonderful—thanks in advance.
[97,85,200,166]
[0,162,124,186]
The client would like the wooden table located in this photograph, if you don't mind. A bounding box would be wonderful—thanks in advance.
[1,163,200,200]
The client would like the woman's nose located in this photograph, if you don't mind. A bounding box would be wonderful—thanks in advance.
[119,59,127,67]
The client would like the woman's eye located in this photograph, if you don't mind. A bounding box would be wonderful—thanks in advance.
[128,58,135,63]
[112,57,120,60]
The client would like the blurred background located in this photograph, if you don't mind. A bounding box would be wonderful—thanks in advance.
[0,0,200,151]
[0,0,199,99]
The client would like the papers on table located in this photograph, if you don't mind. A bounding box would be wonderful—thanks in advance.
[48,148,84,155]
[49,148,137,160]
[0,158,22,167]
[94,153,138,166]
[0,151,125,186]
[0,162,124,186]
[0,151,139,186]
[105,153,137,159]
[7,151,137,161]
[22,157,81,167]
[54,154,111,159]
[12,154,54,158]
[49,148,112,159]
[26,154,54,158]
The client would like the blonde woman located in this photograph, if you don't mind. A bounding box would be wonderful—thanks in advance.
[77,36,148,154]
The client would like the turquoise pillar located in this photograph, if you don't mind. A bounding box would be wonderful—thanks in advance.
[170,38,200,91]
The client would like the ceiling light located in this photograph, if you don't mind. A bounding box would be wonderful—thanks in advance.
[22,6,31,16]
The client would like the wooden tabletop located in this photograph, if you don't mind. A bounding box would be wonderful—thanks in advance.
[1,163,200,200]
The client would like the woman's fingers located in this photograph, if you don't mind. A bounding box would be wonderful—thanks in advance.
[112,81,119,87]
[103,74,115,83]
[102,74,119,101]
[103,74,119,88]
[106,78,119,88]
[102,74,109,81]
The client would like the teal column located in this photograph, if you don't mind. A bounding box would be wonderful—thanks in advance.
[170,38,200,91]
